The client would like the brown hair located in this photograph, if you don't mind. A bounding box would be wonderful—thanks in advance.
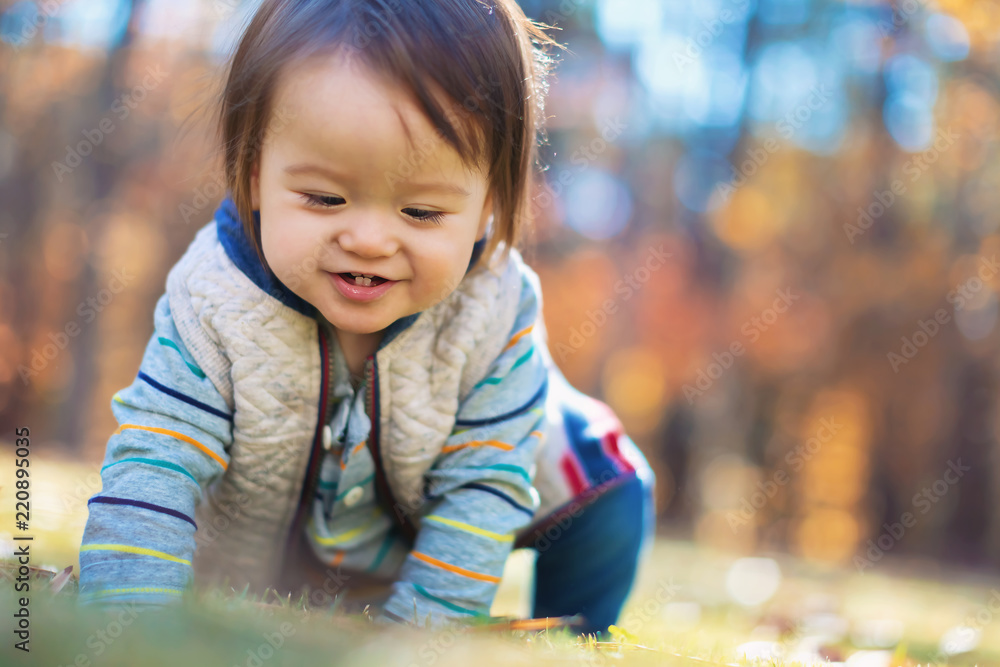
[217,0,563,269]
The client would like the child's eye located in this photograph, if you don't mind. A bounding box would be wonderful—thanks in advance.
[402,208,446,225]
[299,193,345,208]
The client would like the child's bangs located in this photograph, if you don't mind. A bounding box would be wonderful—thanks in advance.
[274,1,514,176]
[359,46,494,178]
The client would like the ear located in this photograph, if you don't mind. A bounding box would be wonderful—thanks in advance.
[476,190,494,240]
[250,163,261,210]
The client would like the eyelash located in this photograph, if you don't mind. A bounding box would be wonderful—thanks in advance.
[298,193,446,225]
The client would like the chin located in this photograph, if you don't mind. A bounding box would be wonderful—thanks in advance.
[321,309,391,334]
[325,317,384,335]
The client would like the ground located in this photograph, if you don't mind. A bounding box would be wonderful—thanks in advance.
[1,451,999,666]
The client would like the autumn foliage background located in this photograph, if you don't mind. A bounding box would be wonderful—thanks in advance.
[1,0,1000,584]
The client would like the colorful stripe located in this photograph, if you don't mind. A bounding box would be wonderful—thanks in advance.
[455,482,534,518]
[474,346,535,388]
[455,379,547,428]
[138,372,232,422]
[88,496,197,529]
[80,544,191,566]
[453,407,543,436]
[475,463,531,483]
[424,515,513,542]
[581,399,634,473]
[440,440,514,454]
[410,551,501,583]
[85,587,184,598]
[340,441,367,470]
[309,509,382,546]
[601,432,636,474]
[561,452,589,496]
[367,533,395,572]
[101,457,198,484]
[157,337,206,379]
[561,402,622,485]
[503,324,534,352]
[413,584,486,617]
[114,424,227,471]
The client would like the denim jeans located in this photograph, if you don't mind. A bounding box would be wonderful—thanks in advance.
[527,471,656,636]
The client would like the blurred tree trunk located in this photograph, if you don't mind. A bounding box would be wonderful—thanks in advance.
[60,0,145,455]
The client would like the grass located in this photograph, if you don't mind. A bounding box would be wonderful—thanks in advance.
[2,451,1000,666]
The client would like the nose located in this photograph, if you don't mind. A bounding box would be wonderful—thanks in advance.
[336,211,400,259]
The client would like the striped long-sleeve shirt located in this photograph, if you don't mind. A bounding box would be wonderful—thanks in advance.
[79,265,548,626]
[79,294,232,606]
[302,274,547,624]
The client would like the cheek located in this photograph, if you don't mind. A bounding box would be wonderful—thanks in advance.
[259,220,282,264]
[259,212,303,275]
[413,242,476,302]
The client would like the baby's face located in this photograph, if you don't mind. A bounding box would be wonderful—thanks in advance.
[252,51,492,337]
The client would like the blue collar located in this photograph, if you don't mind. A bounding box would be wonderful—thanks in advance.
[214,196,486,350]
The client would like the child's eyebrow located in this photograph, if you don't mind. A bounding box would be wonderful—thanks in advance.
[396,181,471,198]
[284,163,351,182]
[285,162,471,198]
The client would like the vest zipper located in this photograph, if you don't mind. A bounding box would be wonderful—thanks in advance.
[283,320,337,562]
[366,353,418,544]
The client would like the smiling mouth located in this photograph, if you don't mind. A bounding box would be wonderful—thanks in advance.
[339,272,389,287]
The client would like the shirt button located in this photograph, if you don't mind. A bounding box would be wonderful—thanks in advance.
[322,425,333,451]
[342,486,365,507]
